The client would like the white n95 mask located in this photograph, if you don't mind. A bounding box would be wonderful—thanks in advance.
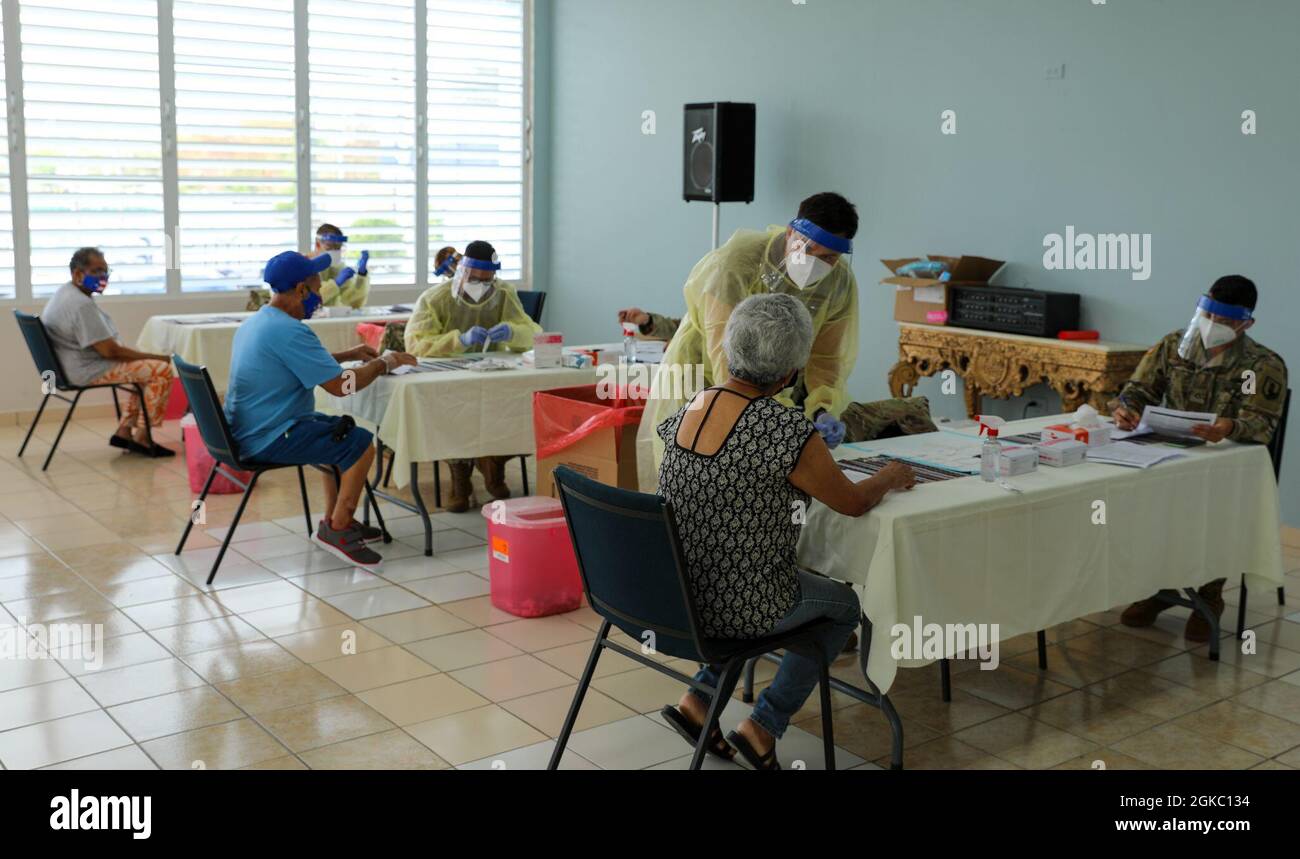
[324,250,342,268]
[460,278,493,303]
[785,245,833,290]
[1197,316,1238,350]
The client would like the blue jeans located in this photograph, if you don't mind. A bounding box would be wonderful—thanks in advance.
[689,569,860,739]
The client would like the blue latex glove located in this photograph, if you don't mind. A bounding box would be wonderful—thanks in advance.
[334,266,356,287]
[486,322,512,344]
[814,412,846,449]
[460,326,488,348]
[357,250,369,275]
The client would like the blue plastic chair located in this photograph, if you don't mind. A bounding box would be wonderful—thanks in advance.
[172,355,388,585]
[13,310,155,470]
[547,465,838,770]
[517,289,546,325]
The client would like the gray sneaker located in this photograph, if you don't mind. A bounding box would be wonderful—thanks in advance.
[313,519,382,568]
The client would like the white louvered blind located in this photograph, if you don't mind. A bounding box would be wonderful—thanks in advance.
[427,0,524,281]
[21,0,165,296]
[0,4,13,299]
[308,0,416,285]
[174,0,297,292]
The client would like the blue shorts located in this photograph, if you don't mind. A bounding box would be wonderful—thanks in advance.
[250,413,373,472]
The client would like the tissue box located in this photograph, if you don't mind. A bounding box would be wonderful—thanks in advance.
[997,446,1038,476]
[1043,423,1112,447]
[1036,438,1088,467]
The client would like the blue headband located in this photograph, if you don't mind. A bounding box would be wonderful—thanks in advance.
[435,255,458,276]
[318,233,348,244]
[790,218,853,255]
[1198,295,1253,322]
[460,256,501,272]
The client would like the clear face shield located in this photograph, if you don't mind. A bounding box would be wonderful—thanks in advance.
[1176,295,1252,366]
[767,217,852,292]
[316,232,348,268]
[453,254,501,303]
[435,251,461,278]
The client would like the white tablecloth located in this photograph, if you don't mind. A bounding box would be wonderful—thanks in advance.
[796,415,1285,693]
[137,308,409,390]
[315,360,597,488]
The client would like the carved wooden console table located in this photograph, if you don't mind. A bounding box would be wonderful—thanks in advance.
[888,323,1149,418]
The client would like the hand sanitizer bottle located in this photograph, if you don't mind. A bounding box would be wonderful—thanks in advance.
[977,414,1005,482]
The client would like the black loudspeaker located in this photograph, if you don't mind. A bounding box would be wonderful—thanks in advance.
[683,102,755,203]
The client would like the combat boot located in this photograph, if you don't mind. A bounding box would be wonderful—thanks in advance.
[445,461,474,513]
[1120,594,1171,628]
[476,456,511,500]
[1184,579,1226,643]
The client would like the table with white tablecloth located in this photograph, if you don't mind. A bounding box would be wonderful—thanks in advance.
[796,415,1286,695]
[137,308,409,390]
[315,358,597,553]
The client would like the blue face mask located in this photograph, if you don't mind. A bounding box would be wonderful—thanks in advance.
[301,288,322,319]
[81,274,106,294]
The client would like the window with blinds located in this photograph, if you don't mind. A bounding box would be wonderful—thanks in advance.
[0,5,13,299]
[308,0,416,286]
[21,0,165,296]
[174,0,297,292]
[427,0,524,281]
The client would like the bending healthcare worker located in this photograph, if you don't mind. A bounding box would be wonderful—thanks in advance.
[636,192,861,490]
[403,240,541,358]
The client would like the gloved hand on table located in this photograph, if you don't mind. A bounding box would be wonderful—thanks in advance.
[357,250,369,276]
[814,412,846,449]
[486,322,512,344]
[459,326,488,348]
[334,266,356,286]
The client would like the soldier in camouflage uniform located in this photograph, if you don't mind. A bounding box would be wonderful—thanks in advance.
[618,307,680,341]
[1109,276,1288,642]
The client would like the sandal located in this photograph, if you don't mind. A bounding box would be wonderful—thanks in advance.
[727,729,780,771]
[659,706,735,761]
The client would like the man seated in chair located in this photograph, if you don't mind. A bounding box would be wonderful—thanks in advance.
[225,251,416,568]
[1110,275,1288,641]
[41,247,176,457]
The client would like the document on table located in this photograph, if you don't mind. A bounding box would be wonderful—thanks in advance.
[1085,441,1186,469]
[1136,406,1216,439]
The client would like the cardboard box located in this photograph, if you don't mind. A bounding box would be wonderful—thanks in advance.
[532,333,563,369]
[997,445,1038,476]
[880,255,1005,325]
[533,385,645,499]
[1043,423,1112,447]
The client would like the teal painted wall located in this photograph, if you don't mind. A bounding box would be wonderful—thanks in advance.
[535,0,1300,523]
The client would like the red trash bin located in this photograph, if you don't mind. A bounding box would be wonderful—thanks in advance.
[481,496,582,618]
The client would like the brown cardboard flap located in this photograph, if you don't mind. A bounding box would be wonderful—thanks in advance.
[880,255,1003,288]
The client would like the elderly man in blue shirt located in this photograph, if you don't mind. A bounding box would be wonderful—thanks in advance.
[225,251,415,567]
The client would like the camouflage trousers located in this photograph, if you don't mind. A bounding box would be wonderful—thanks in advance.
[379,322,407,353]
[841,396,938,444]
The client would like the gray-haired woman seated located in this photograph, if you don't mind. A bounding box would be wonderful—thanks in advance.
[657,292,915,770]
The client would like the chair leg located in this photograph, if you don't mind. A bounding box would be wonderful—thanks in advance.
[135,383,153,446]
[18,393,51,457]
[1237,574,1249,640]
[939,658,951,702]
[433,460,442,510]
[549,620,609,770]
[207,471,259,586]
[42,390,82,470]
[741,656,757,703]
[818,659,836,771]
[519,455,529,496]
[1279,586,1287,606]
[382,447,395,488]
[691,662,742,771]
[1036,630,1048,670]
[296,466,314,537]
[362,480,390,543]
[176,463,221,555]
[111,386,121,420]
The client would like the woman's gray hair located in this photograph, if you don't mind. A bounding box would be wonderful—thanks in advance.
[723,293,813,388]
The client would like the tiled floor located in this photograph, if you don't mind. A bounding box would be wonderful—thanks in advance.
[2,412,1299,770]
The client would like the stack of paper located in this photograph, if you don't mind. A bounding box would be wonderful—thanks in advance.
[1085,441,1185,469]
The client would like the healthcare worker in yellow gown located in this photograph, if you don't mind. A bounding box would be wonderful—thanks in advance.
[404,240,542,512]
[314,223,372,309]
[637,192,860,490]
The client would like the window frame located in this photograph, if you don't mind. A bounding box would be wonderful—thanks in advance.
[0,0,533,304]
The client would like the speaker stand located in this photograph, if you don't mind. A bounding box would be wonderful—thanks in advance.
[712,203,721,250]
